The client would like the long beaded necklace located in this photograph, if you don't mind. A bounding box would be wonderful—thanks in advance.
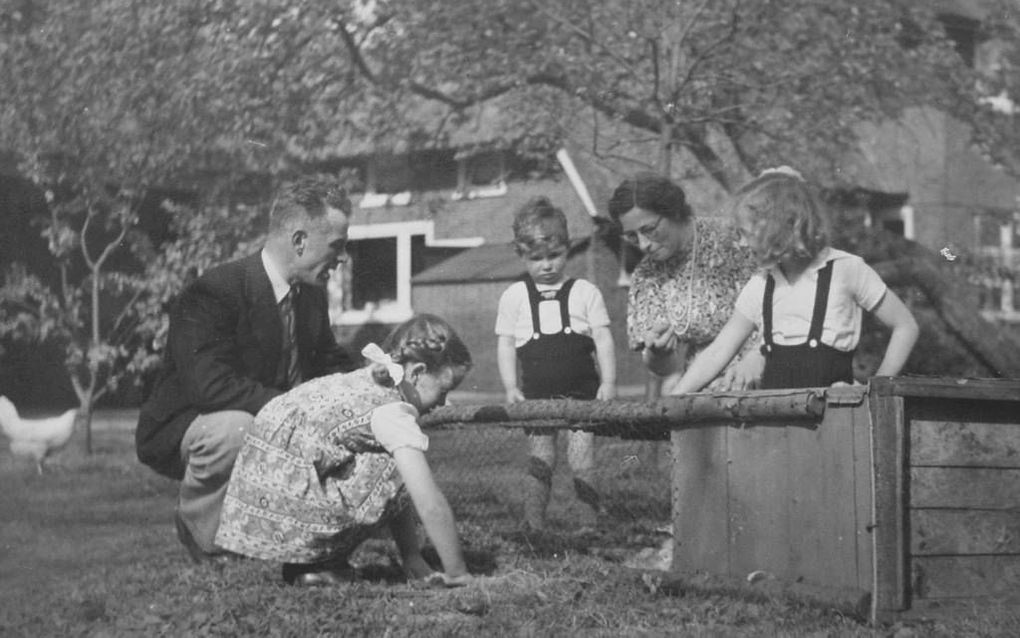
[675,220,699,339]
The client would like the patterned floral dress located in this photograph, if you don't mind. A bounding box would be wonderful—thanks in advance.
[215,368,422,564]
[627,216,759,392]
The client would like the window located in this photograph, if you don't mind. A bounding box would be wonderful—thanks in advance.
[938,13,980,68]
[361,151,458,208]
[328,221,483,324]
[869,205,914,239]
[971,211,1020,321]
[452,150,507,200]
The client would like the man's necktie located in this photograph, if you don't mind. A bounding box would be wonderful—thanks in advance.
[279,287,301,388]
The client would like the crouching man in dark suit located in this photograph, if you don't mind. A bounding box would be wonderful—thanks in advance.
[137,176,358,562]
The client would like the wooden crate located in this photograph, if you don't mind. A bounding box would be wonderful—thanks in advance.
[869,376,1020,621]
[669,377,1020,623]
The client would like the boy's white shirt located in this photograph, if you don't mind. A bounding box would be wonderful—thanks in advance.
[495,278,611,348]
[733,247,887,351]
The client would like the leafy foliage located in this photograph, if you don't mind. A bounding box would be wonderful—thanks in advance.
[0,2,280,446]
[299,0,1020,184]
[1,0,1017,429]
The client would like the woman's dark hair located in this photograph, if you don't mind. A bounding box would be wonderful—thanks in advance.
[607,173,693,224]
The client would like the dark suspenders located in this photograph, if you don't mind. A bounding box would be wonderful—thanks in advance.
[761,260,835,352]
[524,277,576,337]
[807,260,835,347]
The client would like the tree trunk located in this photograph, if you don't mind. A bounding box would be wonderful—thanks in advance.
[69,375,96,455]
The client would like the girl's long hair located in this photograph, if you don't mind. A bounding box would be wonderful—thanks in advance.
[729,172,829,267]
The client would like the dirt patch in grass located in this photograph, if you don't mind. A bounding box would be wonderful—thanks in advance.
[2,425,1018,636]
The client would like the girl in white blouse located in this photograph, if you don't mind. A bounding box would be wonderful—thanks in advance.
[670,167,919,392]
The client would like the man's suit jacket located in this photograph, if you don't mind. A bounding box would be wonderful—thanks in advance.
[136,252,356,479]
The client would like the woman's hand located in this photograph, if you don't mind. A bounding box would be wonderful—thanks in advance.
[643,320,677,355]
[505,387,525,404]
[642,320,678,377]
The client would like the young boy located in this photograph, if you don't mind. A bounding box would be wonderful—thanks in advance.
[495,197,617,531]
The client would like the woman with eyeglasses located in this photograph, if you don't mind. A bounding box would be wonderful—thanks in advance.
[607,173,762,398]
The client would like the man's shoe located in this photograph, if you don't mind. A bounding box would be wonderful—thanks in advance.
[174,512,241,564]
[282,562,356,586]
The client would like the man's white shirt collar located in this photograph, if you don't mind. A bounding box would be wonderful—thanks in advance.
[261,249,292,304]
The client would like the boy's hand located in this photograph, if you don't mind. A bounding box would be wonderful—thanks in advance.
[596,383,617,401]
[505,388,525,404]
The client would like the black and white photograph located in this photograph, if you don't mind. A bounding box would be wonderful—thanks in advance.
[1,0,1019,635]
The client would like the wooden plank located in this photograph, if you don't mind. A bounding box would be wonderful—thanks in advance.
[907,398,1020,426]
[912,509,1020,555]
[786,419,823,585]
[912,555,1020,599]
[912,419,1020,468]
[671,426,730,573]
[869,393,909,618]
[849,401,876,592]
[727,420,791,582]
[911,467,1020,509]
[869,376,1020,402]
[785,405,865,590]
[901,597,1020,623]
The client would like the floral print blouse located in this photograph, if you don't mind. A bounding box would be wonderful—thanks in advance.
[626,216,759,391]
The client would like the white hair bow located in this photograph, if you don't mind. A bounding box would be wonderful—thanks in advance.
[361,342,404,384]
[759,166,804,181]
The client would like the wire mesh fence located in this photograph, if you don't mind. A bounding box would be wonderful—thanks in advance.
[427,424,672,536]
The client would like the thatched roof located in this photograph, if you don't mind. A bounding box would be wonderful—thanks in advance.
[412,237,592,285]
[290,93,528,162]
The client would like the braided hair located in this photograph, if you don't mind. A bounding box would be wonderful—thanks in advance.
[370,314,473,387]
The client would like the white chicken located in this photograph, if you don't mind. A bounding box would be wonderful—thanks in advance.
[0,396,78,474]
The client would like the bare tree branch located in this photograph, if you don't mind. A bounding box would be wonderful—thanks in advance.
[335,17,378,84]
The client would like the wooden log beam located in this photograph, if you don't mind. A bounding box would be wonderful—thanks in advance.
[423,389,828,436]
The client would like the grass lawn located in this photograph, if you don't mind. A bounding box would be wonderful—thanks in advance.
[2,415,1018,637]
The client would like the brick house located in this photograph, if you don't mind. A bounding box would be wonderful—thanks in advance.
[320,0,1020,393]
[321,146,649,395]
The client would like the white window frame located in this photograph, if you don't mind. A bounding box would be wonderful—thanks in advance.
[452,151,507,201]
[865,205,914,239]
[360,156,413,209]
[974,210,1020,323]
[331,220,484,325]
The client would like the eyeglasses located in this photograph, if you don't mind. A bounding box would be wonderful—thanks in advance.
[621,216,665,245]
